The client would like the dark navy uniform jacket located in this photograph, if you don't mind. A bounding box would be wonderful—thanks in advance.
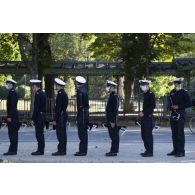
[167,89,192,114]
[55,89,68,121]
[7,88,18,119]
[106,91,119,123]
[76,86,89,111]
[32,89,47,121]
[142,90,156,117]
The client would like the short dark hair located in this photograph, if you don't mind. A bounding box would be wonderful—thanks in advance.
[32,83,41,88]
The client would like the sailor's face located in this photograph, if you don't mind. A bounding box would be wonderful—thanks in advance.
[75,82,82,89]
[6,82,13,90]
[105,86,110,92]
[31,85,38,92]
[55,84,61,91]
[174,83,182,91]
[140,85,149,92]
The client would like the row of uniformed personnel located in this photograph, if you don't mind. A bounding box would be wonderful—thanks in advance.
[1,76,192,158]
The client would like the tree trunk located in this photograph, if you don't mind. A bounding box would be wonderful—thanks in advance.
[124,74,135,113]
[36,33,53,98]
[36,33,53,116]
[18,33,38,117]
[18,33,53,116]
[118,76,124,99]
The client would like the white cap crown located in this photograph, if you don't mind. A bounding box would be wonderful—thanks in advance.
[139,80,151,84]
[30,79,42,84]
[173,77,184,82]
[76,76,86,84]
[54,78,66,86]
[106,80,117,86]
[6,78,17,84]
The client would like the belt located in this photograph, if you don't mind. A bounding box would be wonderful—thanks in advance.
[39,112,46,115]
[61,111,67,115]
[78,107,89,111]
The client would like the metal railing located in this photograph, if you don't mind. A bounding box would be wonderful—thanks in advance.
[1,97,194,122]
[0,97,169,117]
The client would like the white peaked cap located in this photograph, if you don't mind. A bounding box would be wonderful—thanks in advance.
[30,79,42,84]
[173,77,184,82]
[139,80,151,84]
[6,78,17,84]
[76,76,86,84]
[54,78,66,86]
[106,80,118,86]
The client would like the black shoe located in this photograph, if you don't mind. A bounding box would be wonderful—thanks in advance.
[74,152,87,156]
[52,151,66,156]
[167,150,177,156]
[0,159,3,163]
[3,151,17,156]
[140,152,153,157]
[175,153,185,157]
[31,151,44,155]
[140,151,146,156]
[105,152,117,157]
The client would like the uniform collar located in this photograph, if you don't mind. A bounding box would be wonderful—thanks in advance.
[144,89,150,94]
[172,88,182,93]
[9,88,15,92]
[58,89,64,93]
[78,85,85,90]
[36,88,41,94]
[110,91,116,95]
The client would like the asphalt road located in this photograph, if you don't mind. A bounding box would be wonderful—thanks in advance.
[0,125,195,163]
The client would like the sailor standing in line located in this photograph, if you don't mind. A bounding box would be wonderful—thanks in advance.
[74,76,89,156]
[167,78,191,157]
[139,80,156,157]
[30,80,47,155]
[52,78,68,156]
[4,78,19,156]
[105,80,120,157]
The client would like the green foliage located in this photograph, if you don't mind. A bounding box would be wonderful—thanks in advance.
[37,34,53,72]
[17,86,31,99]
[88,33,192,74]
[0,33,21,61]
[120,33,192,76]
[0,75,7,86]
[0,74,31,99]
[87,33,122,61]
[178,33,195,58]
[49,33,96,61]
[88,76,116,98]
[150,75,175,98]
[0,86,8,99]
[153,33,192,61]
[1,33,195,101]
[64,77,75,98]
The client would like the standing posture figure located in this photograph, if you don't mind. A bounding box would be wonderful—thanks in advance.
[167,78,191,157]
[74,76,89,156]
[105,80,119,157]
[52,78,68,156]
[4,78,19,156]
[139,80,156,157]
[30,80,46,155]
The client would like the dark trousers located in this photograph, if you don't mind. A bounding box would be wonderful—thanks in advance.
[34,113,45,153]
[56,113,67,153]
[107,121,119,153]
[141,116,153,154]
[7,118,19,153]
[77,109,89,153]
[170,118,185,154]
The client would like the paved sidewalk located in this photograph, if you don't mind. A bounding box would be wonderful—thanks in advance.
[0,126,195,163]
